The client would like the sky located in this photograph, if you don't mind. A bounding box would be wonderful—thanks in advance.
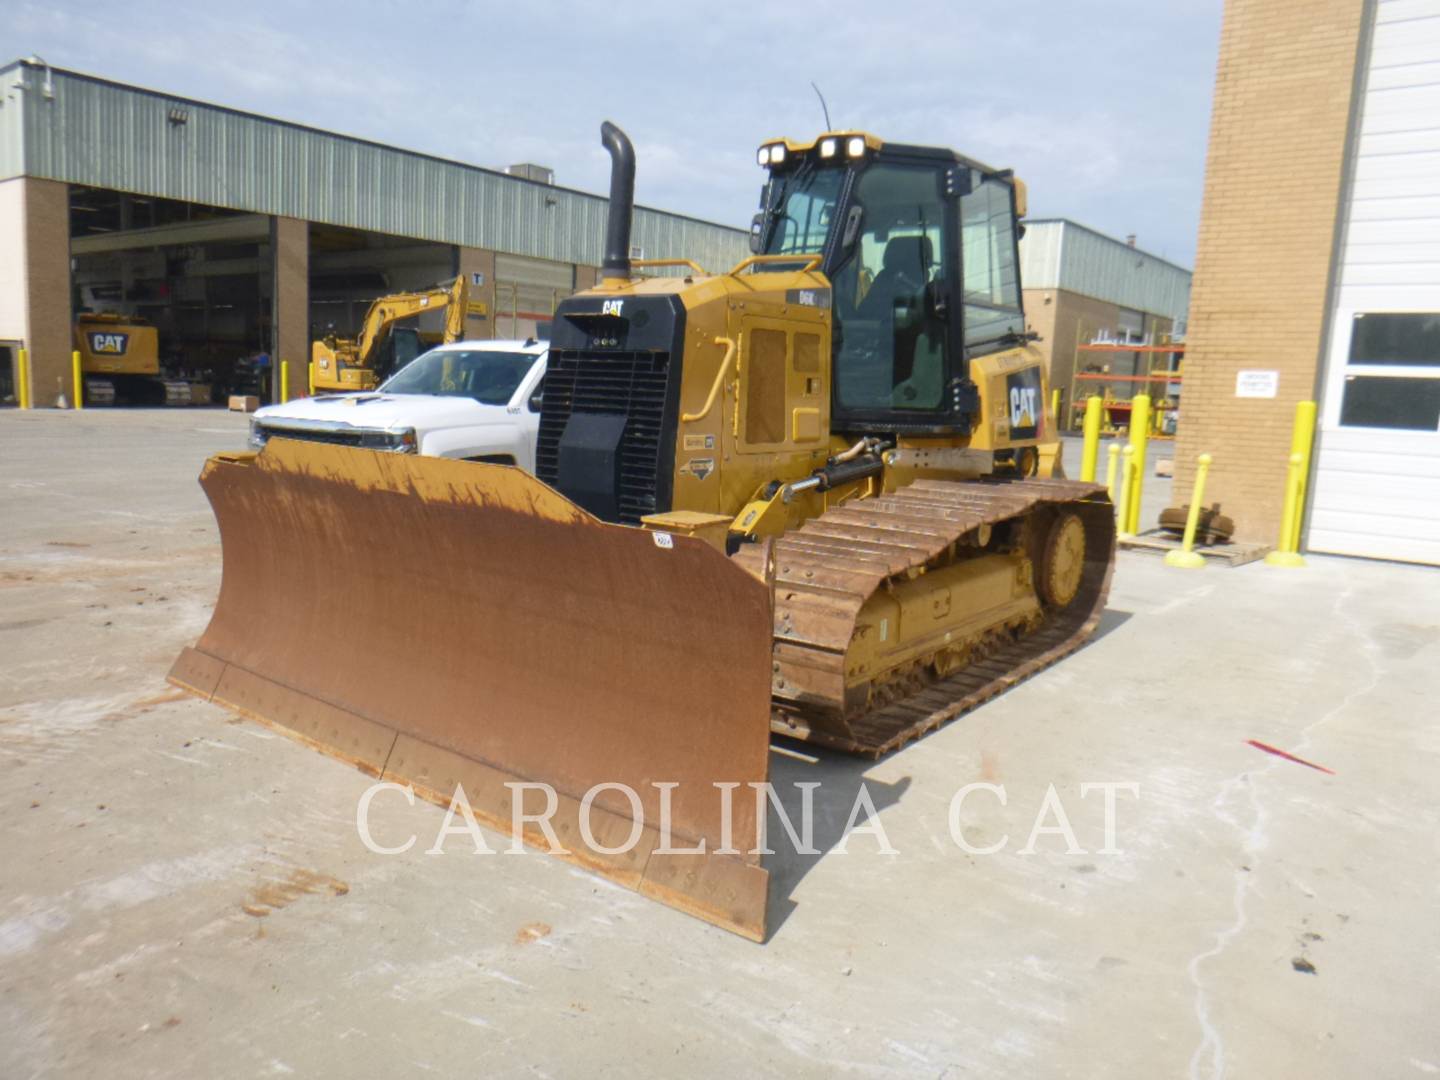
[8,0,1223,267]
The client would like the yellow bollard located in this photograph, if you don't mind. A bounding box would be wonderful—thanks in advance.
[72,350,84,410]
[1125,394,1152,535]
[1050,388,1062,434]
[1115,445,1136,540]
[1286,400,1317,550]
[307,360,315,397]
[1079,396,1103,482]
[280,359,290,404]
[1265,453,1307,567]
[16,347,31,409]
[1164,453,1213,569]
[1105,442,1120,502]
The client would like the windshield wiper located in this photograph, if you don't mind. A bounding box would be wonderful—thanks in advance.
[965,328,1039,353]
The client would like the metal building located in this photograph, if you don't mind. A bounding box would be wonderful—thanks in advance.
[0,59,749,405]
[1018,219,1193,430]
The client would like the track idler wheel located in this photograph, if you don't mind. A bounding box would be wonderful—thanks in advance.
[1037,511,1086,609]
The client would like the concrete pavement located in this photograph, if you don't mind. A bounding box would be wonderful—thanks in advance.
[1,409,1435,1078]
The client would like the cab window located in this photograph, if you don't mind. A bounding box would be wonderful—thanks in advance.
[831,163,951,411]
[960,177,1023,348]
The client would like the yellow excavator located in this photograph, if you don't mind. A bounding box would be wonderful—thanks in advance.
[74,313,197,405]
[171,123,1114,942]
[311,275,470,392]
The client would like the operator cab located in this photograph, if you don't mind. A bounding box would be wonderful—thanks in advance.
[750,133,1026,435]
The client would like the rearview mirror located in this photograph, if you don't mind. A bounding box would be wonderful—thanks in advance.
[749,212,766,254]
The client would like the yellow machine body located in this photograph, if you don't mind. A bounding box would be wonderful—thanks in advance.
[171,124,1115,943]
[312,276,470,392]
[74,313,160,377]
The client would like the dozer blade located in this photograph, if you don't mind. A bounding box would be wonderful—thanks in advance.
[169,440,775,941]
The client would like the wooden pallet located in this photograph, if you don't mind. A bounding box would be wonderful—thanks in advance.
[1118,528,1270,566]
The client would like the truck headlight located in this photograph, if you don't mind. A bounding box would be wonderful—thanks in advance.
[248,420,267,449]
[359,428,418,453]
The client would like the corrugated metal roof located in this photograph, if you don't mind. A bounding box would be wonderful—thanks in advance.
[1020,218,1191,320]
[0,60,750,273]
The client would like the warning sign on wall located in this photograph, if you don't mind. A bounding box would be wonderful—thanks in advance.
[1235,370,1280,399]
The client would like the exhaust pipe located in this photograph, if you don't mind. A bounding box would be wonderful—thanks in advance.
[600,121,635,281]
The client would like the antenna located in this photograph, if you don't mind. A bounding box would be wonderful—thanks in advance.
[810,82,833,131]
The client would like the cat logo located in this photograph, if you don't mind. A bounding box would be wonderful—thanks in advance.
[601,299,625,317]
[1003,367,1043,440]
[89,332,130,356]
[1009,386,1038,429]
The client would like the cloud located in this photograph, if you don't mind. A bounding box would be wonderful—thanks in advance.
[9,0,1221,264]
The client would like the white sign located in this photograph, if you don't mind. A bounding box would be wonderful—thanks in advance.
[471,272,485,286]
[1235,370,1279,399]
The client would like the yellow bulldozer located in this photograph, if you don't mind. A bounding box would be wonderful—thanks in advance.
[171,123,1114,942]
[311,275,470,392]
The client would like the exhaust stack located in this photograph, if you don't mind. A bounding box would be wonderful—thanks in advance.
[600,121,636,281]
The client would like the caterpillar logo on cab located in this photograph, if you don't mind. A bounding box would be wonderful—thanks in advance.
[89,332,130,356]
[1003,367,1042,441]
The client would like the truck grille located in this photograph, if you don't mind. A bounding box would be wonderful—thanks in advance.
[536,349,674,525]
[259,424,368,448]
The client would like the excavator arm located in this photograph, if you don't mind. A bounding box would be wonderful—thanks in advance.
[355,276,469,369]
[442,274,468,344]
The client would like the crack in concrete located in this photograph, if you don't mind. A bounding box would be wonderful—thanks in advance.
[1185,583,1380,1080]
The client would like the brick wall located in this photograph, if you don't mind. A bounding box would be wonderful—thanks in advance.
[1173,0,1367,540]
[456,247,497,340]
[271,217,308,403]
[22,179,73,406]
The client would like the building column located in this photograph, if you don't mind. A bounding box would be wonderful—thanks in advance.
[455,247,496,340]
[1,178,73,407]
[271,217,308,402]
[1172,0,1368,541]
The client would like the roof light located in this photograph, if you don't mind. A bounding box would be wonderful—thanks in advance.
[846,136,866,158]
[819,137,837,159]
[769,143,786,164]
[757,146,770,166]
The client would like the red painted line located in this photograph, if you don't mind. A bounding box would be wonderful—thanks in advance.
[1246,739,1335,775]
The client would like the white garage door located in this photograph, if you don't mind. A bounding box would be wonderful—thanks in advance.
[1309,0,1440,566]
[494,254,574,339]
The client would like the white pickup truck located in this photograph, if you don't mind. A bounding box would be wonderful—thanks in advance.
[248,339,548,468]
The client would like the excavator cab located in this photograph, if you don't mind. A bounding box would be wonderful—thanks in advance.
[374,325,424,383]
[751,134,1026,436]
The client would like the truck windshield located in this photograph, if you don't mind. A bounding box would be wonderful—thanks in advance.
[761,163,846,258]
[380,349,536,404]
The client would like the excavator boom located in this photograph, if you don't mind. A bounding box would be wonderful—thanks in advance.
[313,276,470,392]
[354,275,469,369]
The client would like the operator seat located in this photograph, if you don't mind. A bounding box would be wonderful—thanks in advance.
[857,235,932,320]
[857,235,934,388]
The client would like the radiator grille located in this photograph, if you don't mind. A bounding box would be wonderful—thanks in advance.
[536,349,674,525]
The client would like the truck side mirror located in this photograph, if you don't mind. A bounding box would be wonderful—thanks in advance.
[749,212,766,254]
[528,379,545,413]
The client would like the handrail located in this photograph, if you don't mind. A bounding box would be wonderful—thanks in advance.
[681,336,737,423]
[631,258,709,276]
[726,252,823,276]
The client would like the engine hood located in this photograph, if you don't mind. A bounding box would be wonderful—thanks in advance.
[254,393,515,432]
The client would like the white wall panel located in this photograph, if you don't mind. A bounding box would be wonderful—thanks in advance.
[1313,1,1440,565]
